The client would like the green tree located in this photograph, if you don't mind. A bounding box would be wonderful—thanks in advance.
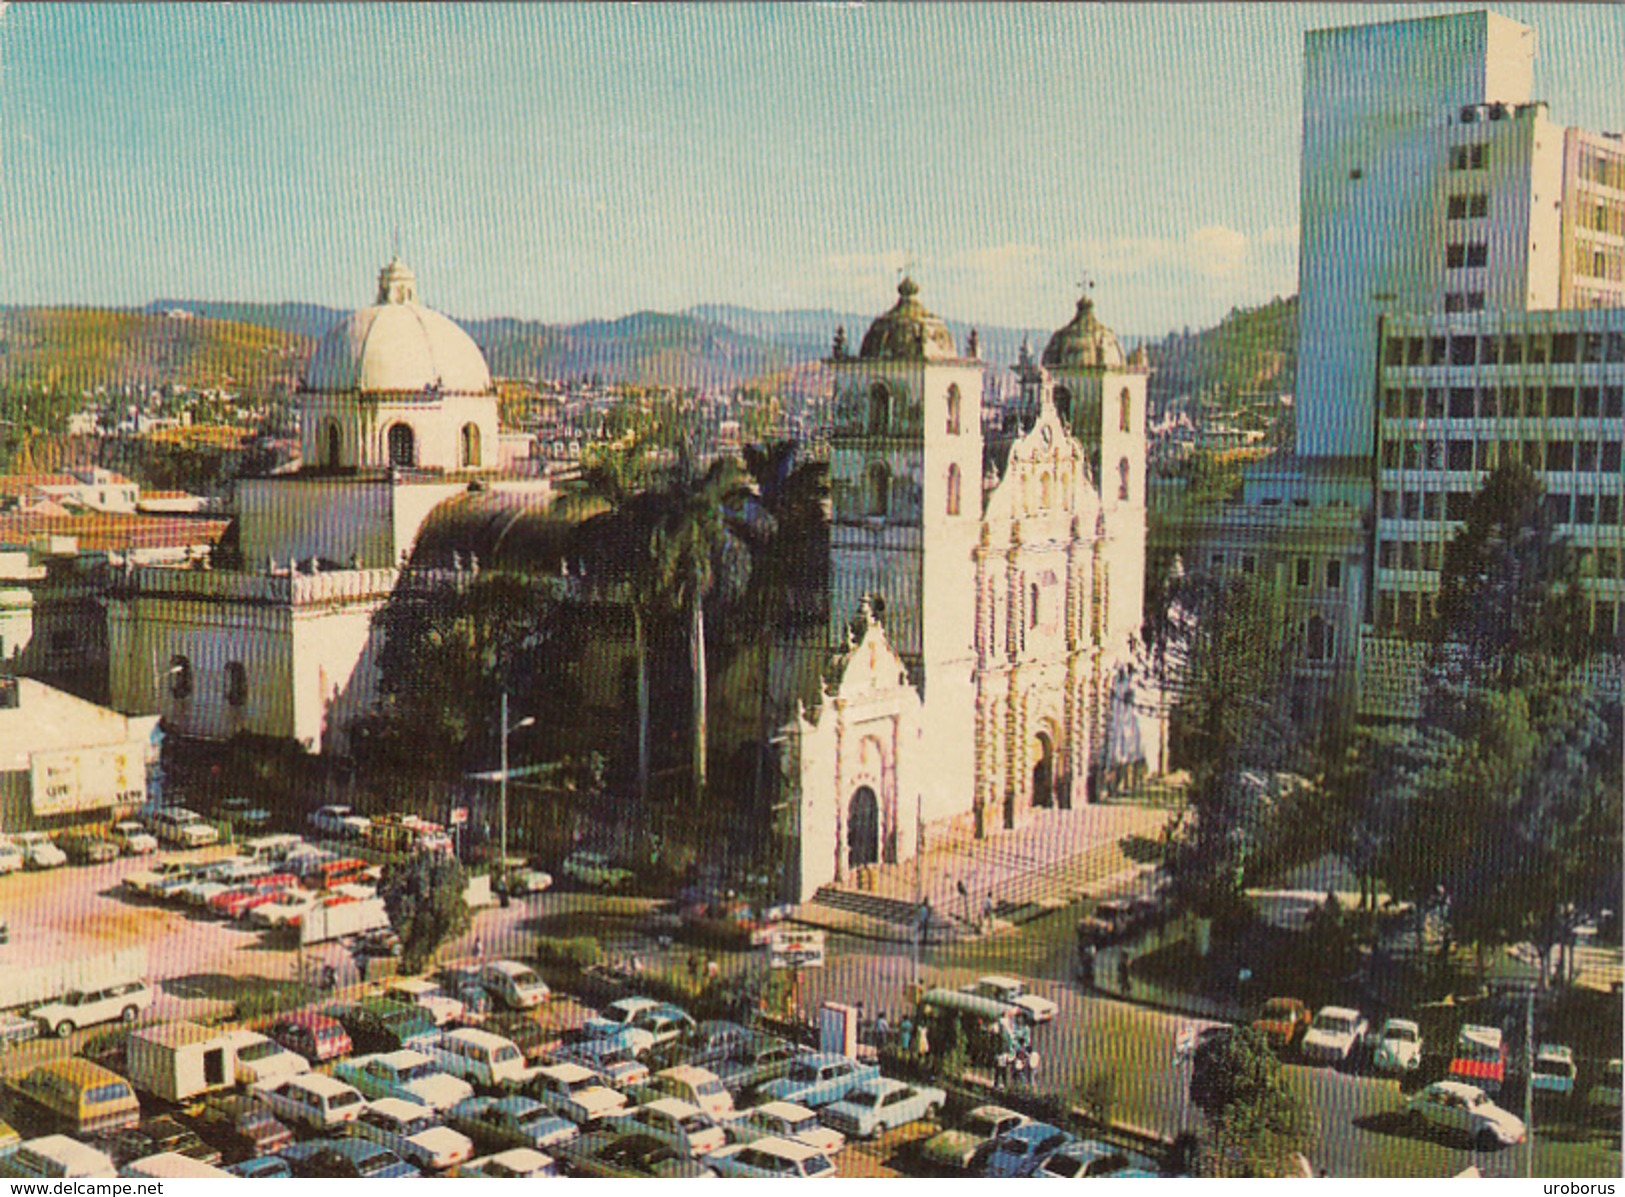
[379,850,472,975]
[1189,1027,1313,1177]
[649,459,756,801]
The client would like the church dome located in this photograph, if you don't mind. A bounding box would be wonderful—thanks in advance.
[302,259,493,394]
[1042,295,1125,370]
[859,278,958,361]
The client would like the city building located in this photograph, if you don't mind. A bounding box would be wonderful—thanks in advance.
[782,283,1148,900]
[106,260,552,753]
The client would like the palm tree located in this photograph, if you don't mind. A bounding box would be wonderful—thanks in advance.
[650,459,756,802]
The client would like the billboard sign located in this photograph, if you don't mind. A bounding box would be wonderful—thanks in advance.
[768,928,826,969]
[30,741,147,817]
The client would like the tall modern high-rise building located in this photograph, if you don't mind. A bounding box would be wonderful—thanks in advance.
[1157,8,1623,725]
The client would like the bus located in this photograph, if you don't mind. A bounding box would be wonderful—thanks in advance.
[914,989,1025,1066]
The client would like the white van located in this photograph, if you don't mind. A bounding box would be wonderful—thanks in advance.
[146,808,220,848]
[120,1152,233,1179]
[240,834,304,864]
[432,1027,529,1089]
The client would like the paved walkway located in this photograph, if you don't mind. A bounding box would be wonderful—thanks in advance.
[799,804,1174,942]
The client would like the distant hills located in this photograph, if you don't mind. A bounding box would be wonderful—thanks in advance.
[0,293,1296,404]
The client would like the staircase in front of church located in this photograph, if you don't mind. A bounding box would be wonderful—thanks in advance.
[805,805,1173,940]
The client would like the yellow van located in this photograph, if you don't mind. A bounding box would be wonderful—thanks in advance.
[6,1060,141,1137]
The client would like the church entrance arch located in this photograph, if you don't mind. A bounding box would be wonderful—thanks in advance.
[847,786,879,868]
[324,420,342,467]
[1031,731,1055,809]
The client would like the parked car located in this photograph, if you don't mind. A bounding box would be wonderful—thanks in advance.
[0,837,24,874]
[56,830,120,865]
[224,1031,310,1087]
[479,960,551,1010]
[1448,1024,1508,1096]
[352,1097,474,1172]
[105,1115,223,1168]
[725,1100,845,1155]
[229,1155,292,1178]
[705,1135,835,1178]
[31,979,152,1038]
[526,1062,628,1127]
[0,1135,118,1179]
[1531,1044,1577,1101]
[648,1019,754,1073]
[917,1104,1030,1172]
[210,874,302,920]
[454,1147,560,1178]
[1038,1139,1161,1179]
[555,1034,651,1088]
[757,1053,878,1109]
[332,1049,473,1112]
[324,999,438,1054]
[1252,997,1312,1050]
[108,821,159,855]
[960,976,1058,1025]
[191,1093,294,1161]
[586,996,664,1043]
[480,1012,557,1063]
[644,1064,734,1120]
[820,1077,945,1139]
[124,860,200,899]
[264,1013,351,1063]
[1587,1058,1622,1115]
[309,805,372,840]
[605,1098,727,1158]
[279,1138,419,1179]
[1404,1080,1526,1149]
[1300,1006,1368,1064]
[1075,899,1135,946]
[712,1035,805,1097]
[494,864,553,896]
[556,1131,714,1178]
[11,832,67,869]
[981,1122,1071,1178]
[430,1027,528,1089]
[561,850,633,890]
[144,807,220,848]
[447,1095,579,1154]
[250,1075,365,1133]
[380,977,465,1027]
[1371,1018,1424,1074]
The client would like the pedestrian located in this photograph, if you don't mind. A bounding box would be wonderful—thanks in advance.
[1118,952,1133,997]
[982,894,995,930]
[898,1016,914,1053]
[687,953,701,989]
[1081,943,1098,989]
[356,955,368,983]
[915,1022,930,1057]
[1014,1047,1030,1086]
[994,1050,1012,1088]
[706,957,720,982]
[875,1010,891,1046]
[322,963,336,993]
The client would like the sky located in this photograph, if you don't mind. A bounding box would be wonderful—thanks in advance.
[0,3,1620,337]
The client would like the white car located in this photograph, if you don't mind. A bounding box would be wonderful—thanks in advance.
[0,1135,118,1179]
[108,821,159,855]
[1404,1081,1526,1149]
[11,832,67,870]
[145,808,220,848]
[1300,1006,1368,1064]
[706,1135,836,1178]
[1588,1059,1622,1113]
[0,837,24,874]
[226,1030,311,1086]
[1371,1018,1423,1073]
[963,975,1059,1024]
[456,1148,559,1178]
[726,1100,845,1155]
[383,978,465,1027]
[353,1097,475,1172]
[480,960,550,1010]
[606,1099,727,1158]
[31,979,153,1038]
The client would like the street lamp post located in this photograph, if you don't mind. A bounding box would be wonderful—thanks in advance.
[498,692,536,893]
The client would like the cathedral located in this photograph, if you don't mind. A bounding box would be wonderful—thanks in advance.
[783,280,1148,900]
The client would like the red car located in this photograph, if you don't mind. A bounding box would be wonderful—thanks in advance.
[210,874,301,920]
[1447,1024,1508,1096]
[265,1013,352,1063]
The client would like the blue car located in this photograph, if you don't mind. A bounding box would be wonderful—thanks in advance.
[757,1053,879,1109]
[1037,1140,1162,1179]
[447,1096,579,1153]
[229,1156,292,1179]
[981,1123,1072,1178]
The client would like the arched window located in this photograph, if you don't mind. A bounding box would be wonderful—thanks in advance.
[324,420,342,467]
[946,463,961,515]
[460,422,481,468]
[387,423,417,468]
[945,384,961,435]
[1053,386,1073,424]
[868,384,891,435]
[1119,388,1133,432]
[866,462,891,517]
[224,661,248,707]
[1118,456,1131,501]
[1040,472,1052,508]
[169,654,193,700]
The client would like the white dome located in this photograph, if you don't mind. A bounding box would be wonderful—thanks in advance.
[302,260,493,394]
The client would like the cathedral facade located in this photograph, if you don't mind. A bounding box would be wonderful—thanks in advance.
[784,282,1148,901]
